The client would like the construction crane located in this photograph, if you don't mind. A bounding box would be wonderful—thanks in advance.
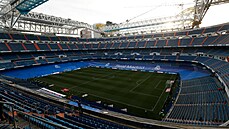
[124,3,193,23]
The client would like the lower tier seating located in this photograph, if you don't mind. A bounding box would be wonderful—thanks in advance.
[164,77,229,126]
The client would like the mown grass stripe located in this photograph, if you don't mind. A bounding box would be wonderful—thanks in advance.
[36,67,177,119]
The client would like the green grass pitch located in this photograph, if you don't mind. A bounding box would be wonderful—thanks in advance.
[35,67,177,119]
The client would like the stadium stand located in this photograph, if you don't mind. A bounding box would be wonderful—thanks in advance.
[0,80,135,129]
[0,22,228,128]
[164,77,229,125]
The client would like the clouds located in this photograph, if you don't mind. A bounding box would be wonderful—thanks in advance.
[33,0,229,27]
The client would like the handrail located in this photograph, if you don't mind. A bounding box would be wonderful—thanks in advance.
[1,101,69,129]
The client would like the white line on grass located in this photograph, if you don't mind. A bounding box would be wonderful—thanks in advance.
[154,80,162,89]
[136,79,143,85]
[151,75,175,112]
[75,89,149,110]
[130,74,152,92]
[130,91,159,98]
[151,85,167,112]
[68,70,120,90]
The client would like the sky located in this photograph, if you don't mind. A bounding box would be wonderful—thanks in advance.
[33,0,229,27]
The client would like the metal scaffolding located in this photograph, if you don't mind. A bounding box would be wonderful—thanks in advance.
[193,0,229,27]
[14,12,103,34]
[0,0,228,35]
[103,0,229,35]
[0,0,102,35]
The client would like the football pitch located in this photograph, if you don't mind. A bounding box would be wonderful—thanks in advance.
[35,67,178,119]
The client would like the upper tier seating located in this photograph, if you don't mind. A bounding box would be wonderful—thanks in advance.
[0,33,227,52]
[0,42,10,51]
[0,23,227,46]
[8,42,25,51]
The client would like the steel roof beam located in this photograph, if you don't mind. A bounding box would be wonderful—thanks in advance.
[193,0,229,27]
